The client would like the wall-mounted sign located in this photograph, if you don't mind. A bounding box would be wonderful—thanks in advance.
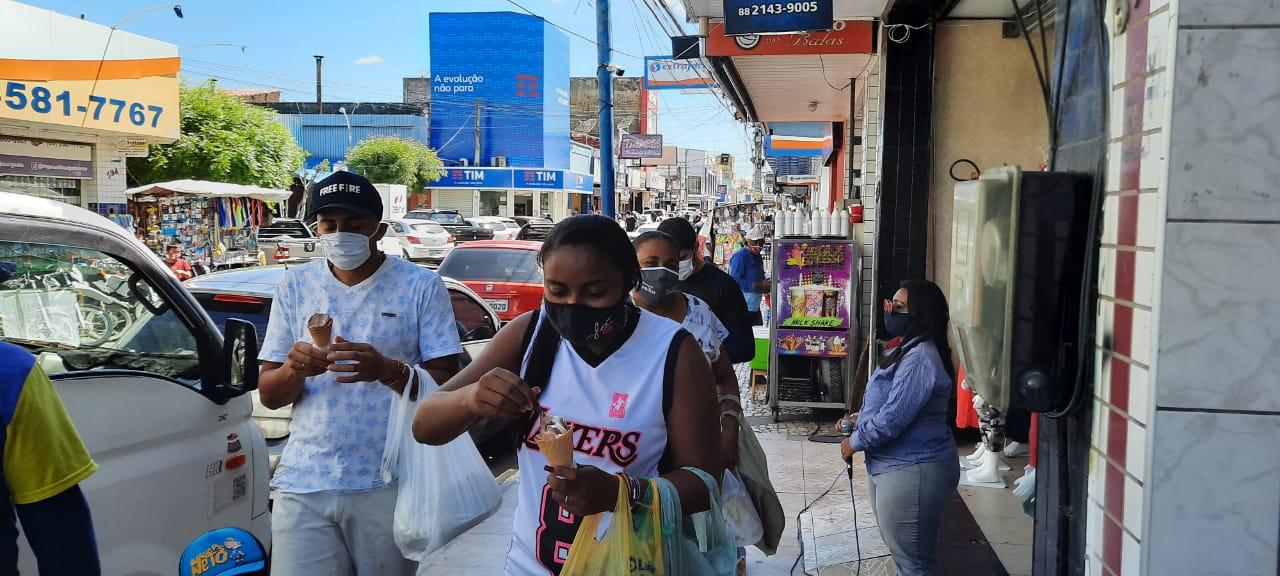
[723,0,833,36]
[0,136,92,179]
[644,56,716,90]
[784,174,820,185]
[430,167,593,194]
[618,134,664,159]
[706,20,874,57]
[117,137,149,158]
[0,3,181,141]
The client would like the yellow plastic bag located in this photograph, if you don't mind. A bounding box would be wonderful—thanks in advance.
[562,475,664,576]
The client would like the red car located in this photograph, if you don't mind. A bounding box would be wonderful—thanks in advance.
[437,240,544,323]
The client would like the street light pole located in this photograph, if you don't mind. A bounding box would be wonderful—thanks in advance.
[81,4,183,128]
[338,107,352,150]
[596,0,616,219]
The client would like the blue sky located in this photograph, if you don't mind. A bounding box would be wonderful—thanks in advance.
[30,0,752,163]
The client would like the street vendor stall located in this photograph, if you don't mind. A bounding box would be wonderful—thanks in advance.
[125,180,289,271]
[700,202,773,267]
[766,233,862,418]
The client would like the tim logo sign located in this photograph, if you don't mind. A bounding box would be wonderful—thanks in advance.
[516,74,540,98]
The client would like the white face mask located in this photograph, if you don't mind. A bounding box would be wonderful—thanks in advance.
[319,232,372,270]
[678,257,695,281]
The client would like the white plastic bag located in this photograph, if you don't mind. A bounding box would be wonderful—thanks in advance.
[380,367,502,561]
[719,469,764,547]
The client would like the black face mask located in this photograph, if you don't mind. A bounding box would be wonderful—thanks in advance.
[543,299,634,348]
[637,267,679,306]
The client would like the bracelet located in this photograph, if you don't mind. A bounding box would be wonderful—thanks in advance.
[720,410,741,423]
[717,394,743,407]
[379,360,409,385]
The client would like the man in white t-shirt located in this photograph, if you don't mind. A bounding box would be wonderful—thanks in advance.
[258,171,462,576]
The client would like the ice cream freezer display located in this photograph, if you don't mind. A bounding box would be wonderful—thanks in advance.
[767,238,861,416]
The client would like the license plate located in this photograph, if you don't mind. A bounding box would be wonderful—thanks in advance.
[483,299,509,312]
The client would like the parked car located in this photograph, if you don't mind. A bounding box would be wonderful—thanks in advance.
[511,216,552,228]
[516,220,556,241]
[404,209,494,243]
[184,265,503,473]
[258,218,323,265]
[0,192,269,574]
[643,209,668,223]
[381,219,455,263]
[627,221,662,240]
[436,240,544,323]
[467,216,519,241]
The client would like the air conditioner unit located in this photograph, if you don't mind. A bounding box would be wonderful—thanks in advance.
[458,158,470,167]
[493,156,507,167]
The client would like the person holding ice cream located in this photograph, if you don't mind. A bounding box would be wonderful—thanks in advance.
[414,215,722,576]
[257,171,462,576]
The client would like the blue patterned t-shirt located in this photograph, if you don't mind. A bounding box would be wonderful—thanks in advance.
[682,293,730,363]
[259,257,462,493]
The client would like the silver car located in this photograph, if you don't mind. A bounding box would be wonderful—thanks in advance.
[184,265,504,474]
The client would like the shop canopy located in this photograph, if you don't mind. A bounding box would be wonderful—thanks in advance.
[125,179,291,203]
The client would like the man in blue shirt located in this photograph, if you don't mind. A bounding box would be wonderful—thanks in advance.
[730,227,769,326]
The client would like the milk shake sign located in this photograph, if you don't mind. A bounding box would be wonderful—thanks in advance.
[432,73,485,94]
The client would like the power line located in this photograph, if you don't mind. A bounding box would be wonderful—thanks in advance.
[500,0,642,60]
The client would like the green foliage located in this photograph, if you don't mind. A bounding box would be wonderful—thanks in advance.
[127,82,306,188]
[344,135,445,193]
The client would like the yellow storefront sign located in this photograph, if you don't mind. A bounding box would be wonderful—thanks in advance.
[0,59,180,140]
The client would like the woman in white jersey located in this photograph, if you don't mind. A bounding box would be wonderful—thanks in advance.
[631,230,742,471]
[414,215,721,576]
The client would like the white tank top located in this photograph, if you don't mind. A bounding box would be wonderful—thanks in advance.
[504,307,685,576]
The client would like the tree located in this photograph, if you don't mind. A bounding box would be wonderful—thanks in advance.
[128,82,306,189]
[344,135,445,194]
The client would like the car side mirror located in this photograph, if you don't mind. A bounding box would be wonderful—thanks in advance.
[464,325,497,342]
[220,319,259,398]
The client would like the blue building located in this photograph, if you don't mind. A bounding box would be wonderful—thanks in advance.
[426,12,591,219]
[258,102,430,170]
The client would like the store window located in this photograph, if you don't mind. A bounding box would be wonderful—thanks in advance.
[539,192,553,218]
[0,176,83,206]
[478,190,506,216]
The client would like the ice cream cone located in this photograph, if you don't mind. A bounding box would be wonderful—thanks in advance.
[536,423,575,468]
[308,314,333,349]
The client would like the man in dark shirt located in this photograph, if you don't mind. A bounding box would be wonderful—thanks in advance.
[658,218,755,364]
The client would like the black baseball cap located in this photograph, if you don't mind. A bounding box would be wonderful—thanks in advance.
[306,171,382,219]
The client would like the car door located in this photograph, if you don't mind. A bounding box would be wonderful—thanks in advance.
[379,221,405,257]
[446,282,500,362]
[0,227,268,575]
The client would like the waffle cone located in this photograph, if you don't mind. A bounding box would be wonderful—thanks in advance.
[308,314,333,349]
[536,424,575,468]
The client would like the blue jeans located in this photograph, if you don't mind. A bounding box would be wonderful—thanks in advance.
[866,458,960,576]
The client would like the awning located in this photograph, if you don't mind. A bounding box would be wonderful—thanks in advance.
[125,179,292,202]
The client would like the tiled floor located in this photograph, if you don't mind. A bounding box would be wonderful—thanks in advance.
[954,444,1036,576]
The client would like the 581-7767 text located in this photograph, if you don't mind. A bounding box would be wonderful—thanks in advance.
[736,1,821,16]
[3,81,164,128]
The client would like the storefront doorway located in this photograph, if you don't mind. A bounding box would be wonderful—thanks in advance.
[478,190,506,216]
[513,191,534,217]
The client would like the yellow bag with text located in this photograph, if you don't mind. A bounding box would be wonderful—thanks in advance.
[562,475,664,576]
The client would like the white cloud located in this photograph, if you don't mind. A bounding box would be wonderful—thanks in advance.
[355,55,385,65]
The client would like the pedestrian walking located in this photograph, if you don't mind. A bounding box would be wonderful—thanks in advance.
[625,211,638,232]
[657,217,755,363]
[730,228,769,326]
[0,340,101,576]
[631,231,741,470]
[413,215,721,576]
[840,280,960,576]
[257,171,463,576]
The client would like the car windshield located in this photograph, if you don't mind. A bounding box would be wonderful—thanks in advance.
[438,249,542,284]
[481,222,506,231]
[257,220,311,239]
[0,241,201,381]
[428,213,466,225]
[411,222,446,234]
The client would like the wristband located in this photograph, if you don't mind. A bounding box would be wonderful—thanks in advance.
[717,394,743,407]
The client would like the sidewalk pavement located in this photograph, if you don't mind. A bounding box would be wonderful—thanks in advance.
[418,430,895,575]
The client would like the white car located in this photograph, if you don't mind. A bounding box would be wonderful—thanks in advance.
[0,192,270,573]
[627,222,662,240]
[380,219,455,263]
[467,216,519,241]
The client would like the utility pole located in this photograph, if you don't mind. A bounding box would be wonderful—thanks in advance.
[313,55,324,114]
[596,0,616,218]
[474,98,482,166]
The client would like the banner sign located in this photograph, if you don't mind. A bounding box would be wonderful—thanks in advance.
[0,136,92,179]
[706,20,874,57]
[430,167,593,193]
[644,57,716,90]
[723,0,833,36]
[777,328,851,357]
[776,240,853,329]
[618,134,664,159]
[0,2,181,140]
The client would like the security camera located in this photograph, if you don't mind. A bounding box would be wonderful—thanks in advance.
[604,64,625,77]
